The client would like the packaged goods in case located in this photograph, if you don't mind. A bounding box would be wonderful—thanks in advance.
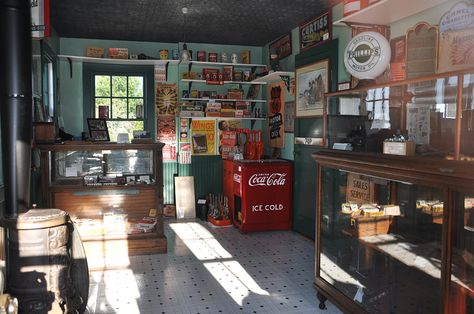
[233,160,292,232]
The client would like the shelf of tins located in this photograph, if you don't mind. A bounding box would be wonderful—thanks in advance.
[58,54,180,66]
[180,79,267,85]
[180,97,266,103]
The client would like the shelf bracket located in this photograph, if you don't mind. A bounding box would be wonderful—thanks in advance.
[280,75,291,92]
[165,61,169,81]
[67,57,73,78]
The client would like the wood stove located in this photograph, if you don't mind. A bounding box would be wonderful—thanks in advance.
[0,1,89,313]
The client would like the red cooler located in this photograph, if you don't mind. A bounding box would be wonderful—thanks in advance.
[233,159,292,232]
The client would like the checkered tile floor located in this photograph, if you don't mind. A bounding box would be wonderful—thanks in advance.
[86,218,342,314]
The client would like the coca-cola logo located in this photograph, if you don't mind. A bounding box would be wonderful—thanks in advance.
[248,173,287,186]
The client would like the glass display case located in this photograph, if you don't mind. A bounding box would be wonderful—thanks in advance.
[36,142,167,256]
[53,149,154,185]
[313,150,474,314]
[325,70,474,161]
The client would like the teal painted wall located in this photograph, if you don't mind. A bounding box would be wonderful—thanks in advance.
[58,37,262,204]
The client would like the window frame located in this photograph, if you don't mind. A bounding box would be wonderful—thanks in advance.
[83,63,155,140]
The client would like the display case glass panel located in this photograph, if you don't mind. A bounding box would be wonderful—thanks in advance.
[54,149,153,184]
[326,74,472,159]
[319,167,443,313]
[460,74,474,161]
[448,193,474,313]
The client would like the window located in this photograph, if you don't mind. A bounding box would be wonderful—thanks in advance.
[93,74,145,141]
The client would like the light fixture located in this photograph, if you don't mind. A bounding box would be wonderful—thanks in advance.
[180,6,191,61]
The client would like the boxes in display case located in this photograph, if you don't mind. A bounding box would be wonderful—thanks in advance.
[383,141,415,156]
[348,215,391,238]
[108,48,129,59]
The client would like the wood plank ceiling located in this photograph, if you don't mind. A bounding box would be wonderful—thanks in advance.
[51,0,341,46]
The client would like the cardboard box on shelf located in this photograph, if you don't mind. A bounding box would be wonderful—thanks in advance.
[108,48,129,59]
[86,46,104,58]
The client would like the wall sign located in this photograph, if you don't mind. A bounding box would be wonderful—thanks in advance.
[406,22,438,79]
[269,33,292,61]
[284,101,295,133]
[438,2,474,73]
[299,11,332,52]
[268,81,286,148]
[31,0,50,38]
[346,173,375,205]
[439,1,474,33]
[191,119,216,155]
[344,31,391,80]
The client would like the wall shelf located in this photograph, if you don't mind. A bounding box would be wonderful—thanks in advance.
[58,54,180,66]
[179,60,266,68]
[181,79,266,85]
[181,97,266,103]
[333,0,451,26]
[252,71,294,83]
[179,116,266,121]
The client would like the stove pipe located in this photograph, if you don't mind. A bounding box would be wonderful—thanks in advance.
[0,0,33,218]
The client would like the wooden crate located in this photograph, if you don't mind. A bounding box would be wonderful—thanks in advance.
[349,215,391,237]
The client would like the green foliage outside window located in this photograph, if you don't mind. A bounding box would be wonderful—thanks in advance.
[94,75,145,141]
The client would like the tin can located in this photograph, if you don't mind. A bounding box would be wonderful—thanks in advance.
[172,49,179,60]
[208,52,218,62]
[159,49,169,60]
[221,52,228,63]
[231,53,238,64]
[197,51,207,61]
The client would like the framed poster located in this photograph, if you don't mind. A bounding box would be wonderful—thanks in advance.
[299,10,332,52]
[284,101,295,133]
[390,36,407,81]
[406,22,438,79]
[296,59,329,117]
[269,33,292,61]
[87,118,109,141]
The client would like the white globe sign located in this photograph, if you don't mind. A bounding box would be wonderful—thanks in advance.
[344,31,391,80]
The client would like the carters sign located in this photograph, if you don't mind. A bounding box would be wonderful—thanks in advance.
[299,11,332,52]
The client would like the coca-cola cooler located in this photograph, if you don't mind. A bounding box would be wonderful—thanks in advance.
[233,159,292,232]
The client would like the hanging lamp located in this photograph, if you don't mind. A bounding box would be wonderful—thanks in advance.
[180,6,191,61]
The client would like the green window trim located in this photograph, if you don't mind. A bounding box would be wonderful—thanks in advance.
[83,63,155,140]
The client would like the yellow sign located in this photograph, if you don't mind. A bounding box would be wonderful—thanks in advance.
[191,119,216,155]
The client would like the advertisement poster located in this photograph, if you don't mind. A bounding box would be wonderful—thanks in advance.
[218,119,241,159]
[179,143,192,164]
[156,83,178,116]
[299,11,331,52]
[268,81,285,148]
[191,119,216,155]
[157,117,177,162]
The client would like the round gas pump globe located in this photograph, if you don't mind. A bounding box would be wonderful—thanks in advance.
[344,31,391,80]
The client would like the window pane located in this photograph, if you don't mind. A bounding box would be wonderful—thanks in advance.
[112,76,127,97]
[129,98,144,119]
[112,98,127,119]
[95,75,110,97]
[106,120,144,142]
[95,98,111,118]
[128,76,144,97]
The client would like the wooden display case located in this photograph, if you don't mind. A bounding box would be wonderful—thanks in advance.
[36,141,167,260]
[312,149,474,314]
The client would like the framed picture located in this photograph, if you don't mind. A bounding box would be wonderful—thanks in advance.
[87,118,110,141]
[296,59,329,117]
[269,33,292,61]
